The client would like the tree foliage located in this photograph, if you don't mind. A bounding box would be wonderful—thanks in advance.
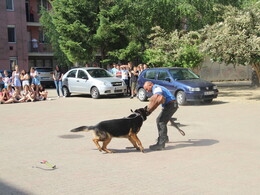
[41,0,99,65]
[144,26,204,69]
[40,7,71,66]
[200,2,260,80]
[40,0,244,66]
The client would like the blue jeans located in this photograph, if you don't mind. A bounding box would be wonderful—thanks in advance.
[54,80,64,96]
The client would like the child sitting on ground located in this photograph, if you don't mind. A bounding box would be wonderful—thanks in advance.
[12,89,23,103]
[0,88,15,104]
[39,85,48,100]
[19,85,34,102]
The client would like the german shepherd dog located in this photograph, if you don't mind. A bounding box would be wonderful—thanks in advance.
[70,107,148,153]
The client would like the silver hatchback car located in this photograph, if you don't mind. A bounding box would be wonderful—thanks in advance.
[62,67,127,98]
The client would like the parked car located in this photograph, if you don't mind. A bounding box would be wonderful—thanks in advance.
[62,67,127,98]
[136,67,218,105]
[32,67,54,87]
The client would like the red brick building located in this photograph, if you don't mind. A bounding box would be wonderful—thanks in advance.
[0,0,55,72]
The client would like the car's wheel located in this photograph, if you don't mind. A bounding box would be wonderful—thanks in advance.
[176,91,187,105]
[204,99,213,103]
[63,86,71,97]
[91,87,100,99]
[138,88,148,101]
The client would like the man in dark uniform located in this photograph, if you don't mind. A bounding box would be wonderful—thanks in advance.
[144,81,178,150]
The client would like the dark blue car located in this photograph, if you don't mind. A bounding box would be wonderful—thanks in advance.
[136,67,218,105]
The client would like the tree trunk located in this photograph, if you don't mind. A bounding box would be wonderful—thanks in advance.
[100,47,106,68]
[252,63,260,87]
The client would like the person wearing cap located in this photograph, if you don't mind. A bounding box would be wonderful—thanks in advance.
[144,81,178,150]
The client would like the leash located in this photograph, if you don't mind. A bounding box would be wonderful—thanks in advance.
[169,118,185,136]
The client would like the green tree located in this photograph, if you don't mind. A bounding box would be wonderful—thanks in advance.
[40,0,243,66]
[41,0,99,65]
[144,26,204,69]
[200,3,260,83]
[94,1,129,65]
[40,7,71,67]
[104,0,243,64]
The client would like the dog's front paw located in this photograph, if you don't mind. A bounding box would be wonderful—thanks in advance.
[140,147,145,153]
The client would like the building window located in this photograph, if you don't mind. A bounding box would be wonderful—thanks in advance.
[6,0,14,11]
[37,0,49,13]
[36,59,44,67]
[8,26,16,43]
[10,57,17,70]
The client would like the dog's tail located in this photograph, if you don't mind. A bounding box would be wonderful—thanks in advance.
[70,126,95,132]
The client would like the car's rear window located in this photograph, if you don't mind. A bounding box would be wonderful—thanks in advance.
[87,69,112,78]
[35,68,53,72]
[169,69,199,80]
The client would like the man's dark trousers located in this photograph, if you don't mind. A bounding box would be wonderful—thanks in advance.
[155,102,178,146]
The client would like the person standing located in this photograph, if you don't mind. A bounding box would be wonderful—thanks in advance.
[143,64,149,70]
[143,81,178,150]
[130,66,139,99]
[2,70,11,88]
[12,65,22,93]
[121,66,130,95]
[31,38,38,52]
[127,62,133,96]
[53,65,64,97]
[115,65,122,78]
[30,67,41,95]
[20,70,30,89]
[111,63,118,76]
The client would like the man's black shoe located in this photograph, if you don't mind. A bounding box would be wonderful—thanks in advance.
[149,143,165,150]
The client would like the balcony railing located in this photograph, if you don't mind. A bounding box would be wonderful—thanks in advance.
[26,10,40,23]
[28,41,53,53]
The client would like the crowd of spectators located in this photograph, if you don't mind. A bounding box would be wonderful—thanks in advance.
[0,65,48,104]
[106,62,148,98]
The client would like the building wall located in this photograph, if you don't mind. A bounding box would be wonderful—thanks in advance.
[0,0,54,73]
[199,58,251,81]
[0,0,28,71]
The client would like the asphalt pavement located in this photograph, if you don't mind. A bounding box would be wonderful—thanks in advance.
[0,87,260,195]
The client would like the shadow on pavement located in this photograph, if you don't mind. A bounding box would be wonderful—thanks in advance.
[247,95,260,101]
[94,139,219,154]
[69,94,130,99]
[188,101,228,106]
[58,134,84,139]
[91,148,142,154]
[0,180,29,195]
[166,139,219,150]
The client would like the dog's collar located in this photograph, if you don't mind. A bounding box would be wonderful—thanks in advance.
[135,112,145,121]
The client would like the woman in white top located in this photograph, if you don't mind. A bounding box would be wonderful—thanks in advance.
[20,70,30,89]
[12,65,21,93]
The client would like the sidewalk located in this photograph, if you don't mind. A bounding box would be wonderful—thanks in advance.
[213,80,251,87]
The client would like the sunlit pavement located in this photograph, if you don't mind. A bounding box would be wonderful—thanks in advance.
[1,87,260,195]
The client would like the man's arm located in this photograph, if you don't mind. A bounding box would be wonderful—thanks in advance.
[147,94,165,114]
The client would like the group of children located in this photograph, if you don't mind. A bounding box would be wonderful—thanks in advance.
[0,66,48,104]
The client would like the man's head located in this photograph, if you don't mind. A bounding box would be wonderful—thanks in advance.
[144,81,154,92]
